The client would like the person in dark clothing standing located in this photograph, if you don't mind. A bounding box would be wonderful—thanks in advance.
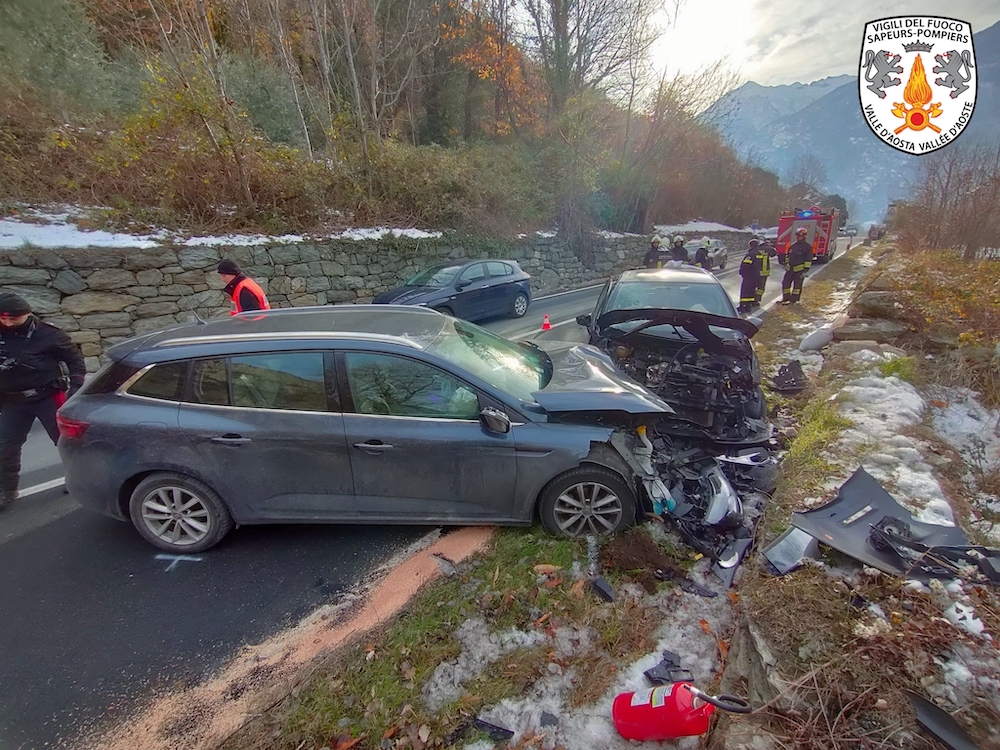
[218,259,270,315]
[644,236,666,269]
[693,237,712,270]
[0,293,86,510]
[754,238,778,307]
[669,235,687,263]
[781,227,813,304]
[738,240,762,314]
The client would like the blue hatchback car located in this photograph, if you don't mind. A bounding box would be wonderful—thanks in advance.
[372,259,531,321]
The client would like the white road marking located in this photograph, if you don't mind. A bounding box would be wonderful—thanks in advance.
[533,283,603,301]
[17,477,66,498]
[155,554,204,571]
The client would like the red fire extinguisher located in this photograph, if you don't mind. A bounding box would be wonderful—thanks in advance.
[612,682,751,741]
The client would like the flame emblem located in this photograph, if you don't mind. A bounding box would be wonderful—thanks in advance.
[891,54,943,134]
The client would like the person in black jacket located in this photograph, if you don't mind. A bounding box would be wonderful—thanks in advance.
[0,293,86,509]
[755,239,778,307]
[781,227,813,304]
[693,237,712,270]
[738,240,762,314]
[643,236,666,269]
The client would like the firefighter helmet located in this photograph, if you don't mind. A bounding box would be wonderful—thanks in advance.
[651,235,662,246]
[795,227,808,236]
[673,235,684,245]
[699,236,711,248]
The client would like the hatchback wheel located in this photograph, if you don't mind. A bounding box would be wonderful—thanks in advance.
[129,473,234,553]
[510,292,529,319]
[538,466,635,537]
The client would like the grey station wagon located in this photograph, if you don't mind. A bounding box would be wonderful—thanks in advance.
[58,306,683,553]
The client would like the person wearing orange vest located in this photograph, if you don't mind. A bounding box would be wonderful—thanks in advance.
[217,259,270,315]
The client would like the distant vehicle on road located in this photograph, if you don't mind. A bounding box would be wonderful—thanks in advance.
[59,306,690,551]
[372,259,531,321]
[682,239,728,270]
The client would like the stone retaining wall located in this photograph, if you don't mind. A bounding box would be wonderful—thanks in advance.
[0,233,652,371]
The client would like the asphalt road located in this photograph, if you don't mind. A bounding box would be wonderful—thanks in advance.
[1,240,848,749]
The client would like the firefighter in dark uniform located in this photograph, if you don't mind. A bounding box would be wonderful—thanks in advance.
[0,293,86,510]
[693,237,711,270]
[738,239,762,314]
[217,259,271,315]
[644,236,666,269]
[754,238,777,307]
[669,235,687,263]
[781,227,812,304]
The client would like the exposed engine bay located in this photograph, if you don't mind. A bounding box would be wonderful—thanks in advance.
[592,309,770,445]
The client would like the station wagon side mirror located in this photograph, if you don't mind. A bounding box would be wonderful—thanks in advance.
[576,314,592,327]
[456,280,472,290]
[480,407,511,434]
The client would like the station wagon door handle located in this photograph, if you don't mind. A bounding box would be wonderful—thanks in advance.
[211,435,253,445]
[353,441,394,453]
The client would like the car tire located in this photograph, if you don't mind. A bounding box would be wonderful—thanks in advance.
[719,257,726,270]
[433,305,454,317]
[538,466,635,537]
[510,292,529,319]
[128,472,234,553]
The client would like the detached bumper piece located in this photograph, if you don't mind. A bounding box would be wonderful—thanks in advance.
[651,437,777,586]
[771,360,808,393]
[769,467,1000,585]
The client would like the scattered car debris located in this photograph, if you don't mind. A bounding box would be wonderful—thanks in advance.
[590,577,617,602]
[653,567,718,598]
[770,468,1000,585]
[761,527,822,575]
[907,691,980,750]
[474,718,515,741]
[771,360,809,393]
[644,650,693,685]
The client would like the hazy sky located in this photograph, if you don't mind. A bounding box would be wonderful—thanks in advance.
[655,0,1000,86]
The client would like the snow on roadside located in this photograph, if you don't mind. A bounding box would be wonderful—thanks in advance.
[0,206,444,249]
[654,221,740,234]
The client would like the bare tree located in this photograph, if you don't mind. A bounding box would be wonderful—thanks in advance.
[520,0,663,115]
[785,152,827,190]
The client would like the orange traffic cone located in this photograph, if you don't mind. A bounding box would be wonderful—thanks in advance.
[541,314,552,331]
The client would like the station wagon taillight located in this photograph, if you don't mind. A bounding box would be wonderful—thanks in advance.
[57,413,89,440]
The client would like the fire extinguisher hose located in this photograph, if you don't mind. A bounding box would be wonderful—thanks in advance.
[688,686,752,714]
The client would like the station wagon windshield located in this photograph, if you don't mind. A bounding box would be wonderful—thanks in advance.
[427,320,550,401]
[407,265,462,288]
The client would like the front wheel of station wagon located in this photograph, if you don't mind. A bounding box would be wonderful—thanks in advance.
[538,466,635,537]
[129,473,234,553]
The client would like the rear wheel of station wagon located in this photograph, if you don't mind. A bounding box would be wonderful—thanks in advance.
[129,473,234,553]
[538,466,635,537]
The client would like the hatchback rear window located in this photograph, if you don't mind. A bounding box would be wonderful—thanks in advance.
[128,362,187,401]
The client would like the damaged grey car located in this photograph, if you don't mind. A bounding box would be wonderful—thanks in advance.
[577,268,769,446]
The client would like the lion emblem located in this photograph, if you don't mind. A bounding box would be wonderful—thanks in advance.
[932,50,974,99]
[862,50,903,99]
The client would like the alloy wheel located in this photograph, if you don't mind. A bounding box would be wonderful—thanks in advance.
[139,486,213,547]
[513,294,528,317]
[552,481,623,536]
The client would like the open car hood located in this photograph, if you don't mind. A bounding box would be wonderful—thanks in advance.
[596,308,759,341]
[532,344,676,415]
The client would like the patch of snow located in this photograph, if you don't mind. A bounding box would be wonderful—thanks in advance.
[422,618,548,712]
[929,387,1000,474]
[598,230,642,239]
[0,215,164,249]
[835,376,954,525]
[536,230,557,238]
[335,227,442,240]
[183,234,305,247]
[654,221,740,234]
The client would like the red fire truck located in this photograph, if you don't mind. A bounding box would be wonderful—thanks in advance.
[776,207,841,264]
